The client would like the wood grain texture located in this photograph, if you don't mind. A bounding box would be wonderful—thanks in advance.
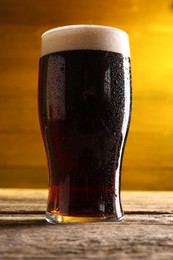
[0,0,173,189]
[0,190,173,259]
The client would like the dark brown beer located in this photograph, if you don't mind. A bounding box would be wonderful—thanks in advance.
[38,25,132,223]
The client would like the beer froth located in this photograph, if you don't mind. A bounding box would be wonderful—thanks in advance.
[41,25,130,57]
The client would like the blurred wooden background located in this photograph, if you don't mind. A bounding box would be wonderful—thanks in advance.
[0,0,173,190]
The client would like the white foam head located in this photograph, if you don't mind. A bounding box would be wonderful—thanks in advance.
[41,25,130,57]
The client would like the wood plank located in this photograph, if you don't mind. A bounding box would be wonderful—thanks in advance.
[0,0,172,27]
[0,188,47,199]
[0,133,46,166]
[0,69,38,96]
[122,168,173,191]
[0,190,173,259]
[0,131,173,189]
[0,0,173,190]
[0,96,39,132]
[0,25,40,96]
[0,130,173,170]
[0,190,172,213]
[121,191,173,213]
[1,23,173,96]
[0,219,172,259]
[124,132,173,168]
[0,0,134,26]
[1,166,173,190]
[0,167,48,188]
[1,95,173,133]
[131,96,173,133]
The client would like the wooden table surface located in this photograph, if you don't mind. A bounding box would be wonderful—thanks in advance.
[0,189,173,259]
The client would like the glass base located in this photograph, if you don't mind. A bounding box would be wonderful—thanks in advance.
[46,211,124,224]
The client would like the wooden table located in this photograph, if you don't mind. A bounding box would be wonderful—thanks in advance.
[0,189,173,259]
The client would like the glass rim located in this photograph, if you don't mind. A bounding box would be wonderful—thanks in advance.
[40,24,130,57]
[41,24,129,39]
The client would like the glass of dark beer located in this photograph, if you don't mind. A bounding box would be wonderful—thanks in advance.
[38,25,132,224]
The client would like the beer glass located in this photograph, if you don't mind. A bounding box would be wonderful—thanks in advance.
[38,25,132,224]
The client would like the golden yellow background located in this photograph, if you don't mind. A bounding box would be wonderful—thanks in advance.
[0,0,173,190]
